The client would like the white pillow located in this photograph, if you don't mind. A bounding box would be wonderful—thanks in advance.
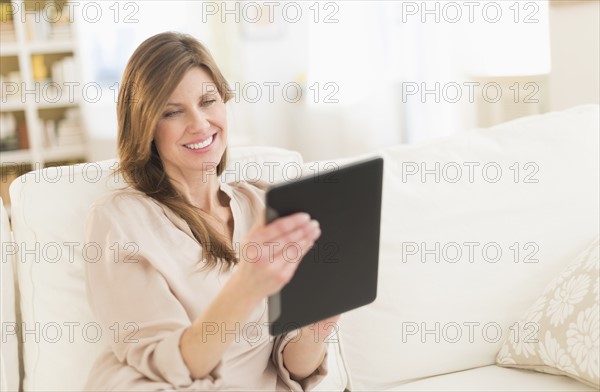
[9,146,347,391]
[337,105,599,390]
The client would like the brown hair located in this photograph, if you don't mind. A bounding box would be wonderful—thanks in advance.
[117,31,237,271]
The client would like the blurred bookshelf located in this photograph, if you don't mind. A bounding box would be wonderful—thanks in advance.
[1,0,88,212]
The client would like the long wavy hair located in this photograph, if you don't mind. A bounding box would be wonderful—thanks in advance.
[117,31,237,271]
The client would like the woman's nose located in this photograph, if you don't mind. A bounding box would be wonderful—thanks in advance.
[189,108,211,133]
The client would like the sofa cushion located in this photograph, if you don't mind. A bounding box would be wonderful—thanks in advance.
[390,365,595,391]
[337,105,599,390]
[496,236,599,388]
[8,146,348,391]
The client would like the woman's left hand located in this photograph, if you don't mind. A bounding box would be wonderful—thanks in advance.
[300,314,341,343]
[283,313,342,380]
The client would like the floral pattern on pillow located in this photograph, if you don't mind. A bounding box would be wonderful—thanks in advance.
[496,236,599,388]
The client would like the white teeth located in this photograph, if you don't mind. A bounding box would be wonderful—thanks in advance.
[185,135,213,150]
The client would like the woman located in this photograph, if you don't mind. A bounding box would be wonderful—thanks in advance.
[84,32,339,391]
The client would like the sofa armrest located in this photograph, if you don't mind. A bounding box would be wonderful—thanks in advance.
[1,197,21,392]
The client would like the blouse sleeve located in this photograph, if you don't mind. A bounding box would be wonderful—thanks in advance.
[84,193,223,389]
[271,329,330,391]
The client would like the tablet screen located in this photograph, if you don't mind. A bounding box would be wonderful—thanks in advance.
[266,156,384,336]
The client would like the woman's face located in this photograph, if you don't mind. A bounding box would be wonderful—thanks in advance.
[154,67,227,180]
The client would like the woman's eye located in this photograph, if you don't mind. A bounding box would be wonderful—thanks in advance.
[202,99,216,106]
[164,111,182,118]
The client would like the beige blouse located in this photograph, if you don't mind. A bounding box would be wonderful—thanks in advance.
[84,180,329,391]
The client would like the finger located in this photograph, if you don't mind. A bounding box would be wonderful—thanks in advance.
[270,220,320,260]
[256,212,312,243]
[273,237,319,284]
[276,250,305,280]
[266,221,320,267]
[273,219,320,250]
[270,235,317,266]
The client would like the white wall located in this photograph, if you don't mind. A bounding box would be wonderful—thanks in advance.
[76,1,599,163]
[548,1,600,111]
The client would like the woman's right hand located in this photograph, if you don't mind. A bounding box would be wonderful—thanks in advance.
[234,208,321,299]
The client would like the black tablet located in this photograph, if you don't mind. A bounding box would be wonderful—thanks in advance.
[266,156,384,336]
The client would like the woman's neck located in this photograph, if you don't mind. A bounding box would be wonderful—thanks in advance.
[170,172,226,213]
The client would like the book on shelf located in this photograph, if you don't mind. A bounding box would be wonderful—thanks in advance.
[0,1,14,21]
[0,72,22,104]
[41,108,85,147]
[51,56,76,86]
[0,21,15,43]
[26,7,72,42]
[32,54,49,81]
[0,114,29,150]
[49,23,71,41]
[17,122,29,150]
[0,2,15,43]
[56,108,84,146]
[40,118,57,148]
[0,113,19,151]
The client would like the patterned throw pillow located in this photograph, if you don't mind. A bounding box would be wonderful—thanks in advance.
[496,236,599,388]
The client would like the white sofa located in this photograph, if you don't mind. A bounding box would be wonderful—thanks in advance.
[1,105,598,391]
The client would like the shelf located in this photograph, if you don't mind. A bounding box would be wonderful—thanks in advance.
[27,40,75,54]
[0,42,18,56]
[37,98,79,110]
[0,101,25,111]
[0,149,32,165]
[0,0,88,171]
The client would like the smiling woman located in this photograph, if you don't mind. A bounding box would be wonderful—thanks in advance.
[83,32,337,391]
[116,32,236,269]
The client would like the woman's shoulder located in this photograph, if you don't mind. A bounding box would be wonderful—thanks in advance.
[88,186,163,217]
[90,186,149,205]
[85,187,174,241]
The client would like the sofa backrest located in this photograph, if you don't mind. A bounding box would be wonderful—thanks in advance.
[337,105,600,390]
[8,146,349,391]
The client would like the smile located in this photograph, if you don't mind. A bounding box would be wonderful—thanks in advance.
[184,134,214,150]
